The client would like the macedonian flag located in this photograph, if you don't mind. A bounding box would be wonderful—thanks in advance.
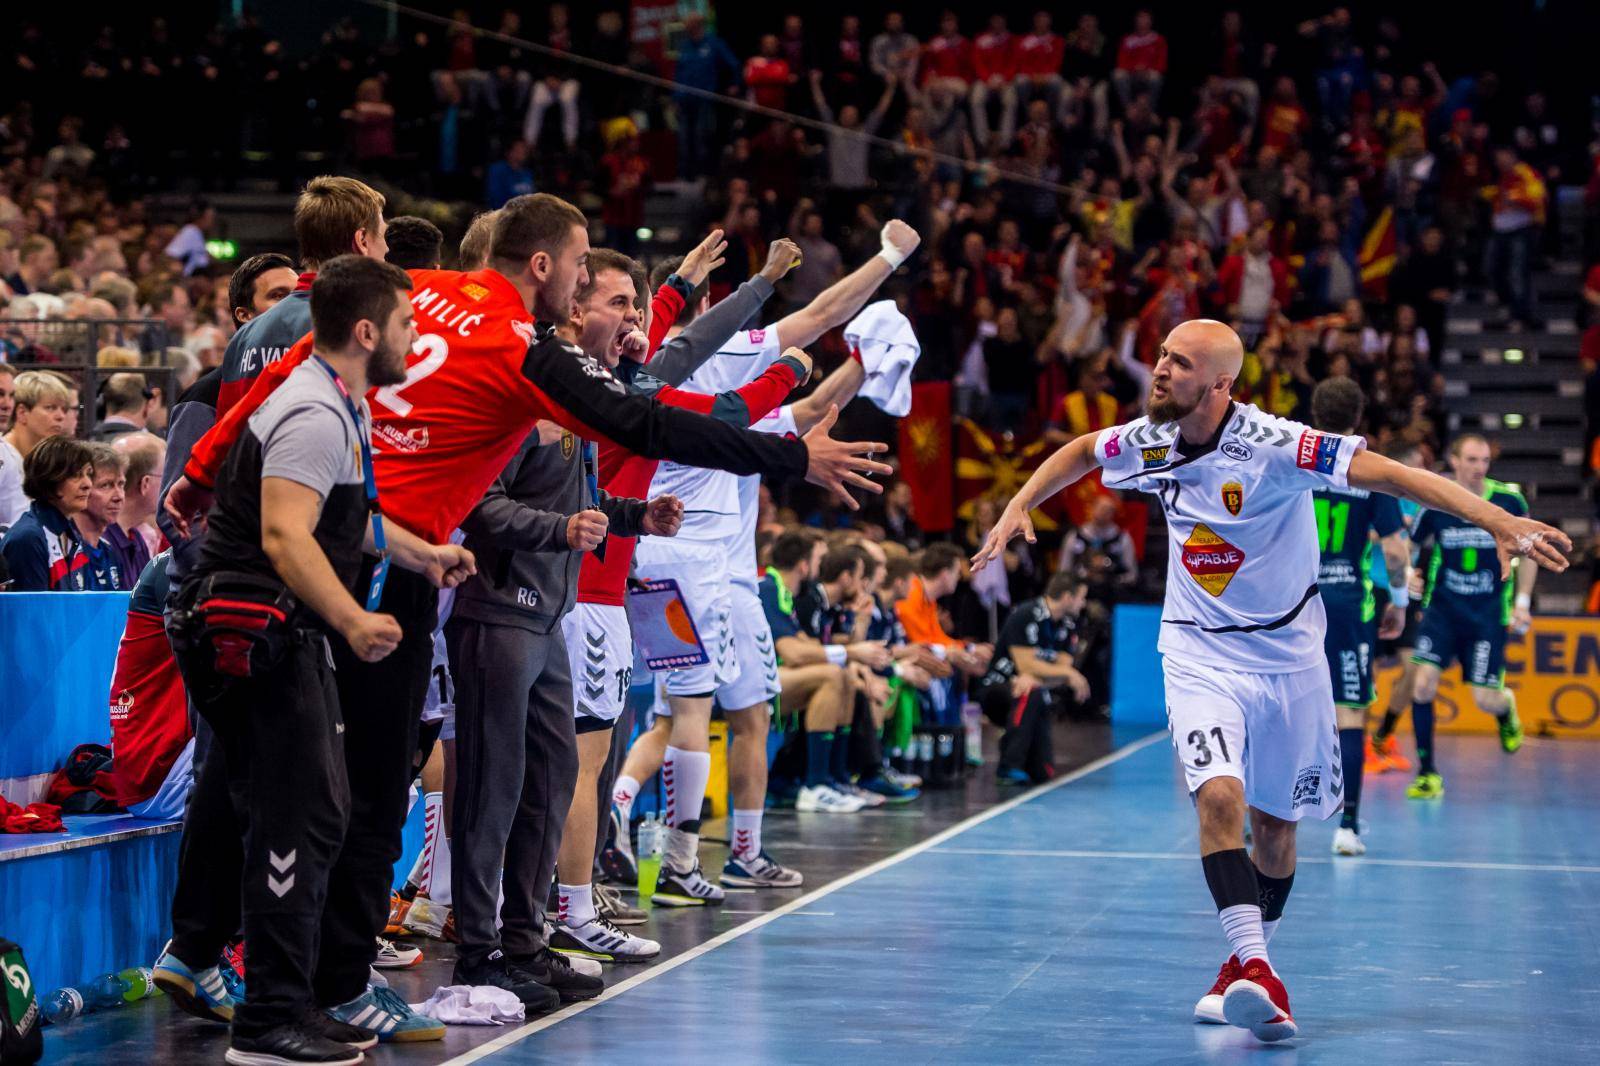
[954,418,1064,531]
[897,382,955,532]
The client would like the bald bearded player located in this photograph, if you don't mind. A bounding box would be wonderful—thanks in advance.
[974,320,1571,1043]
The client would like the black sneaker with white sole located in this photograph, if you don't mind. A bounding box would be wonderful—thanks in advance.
[507,946,605,1002]
[451,950,561,1013]
[224,1023,363,1065]
[652,860,725,906]
[311,1012,378,1051]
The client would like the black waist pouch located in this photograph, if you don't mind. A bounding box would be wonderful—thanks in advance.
[169,571,300,679]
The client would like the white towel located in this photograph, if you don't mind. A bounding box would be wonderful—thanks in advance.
[409,985,527,1026]
[844,301,921,417]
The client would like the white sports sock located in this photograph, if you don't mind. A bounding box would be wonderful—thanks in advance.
[613,774,641,823]
[1263,919,1279,943]
[407,792,443,892]
[663,747,711,830]
[559,883,596,927]
[731,809,763,860]
[429,818,454,907]
[665,826,699,871]
[1219,904,1270,968]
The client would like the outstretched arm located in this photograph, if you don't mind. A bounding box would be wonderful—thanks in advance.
[788,356,866,433]
[772,221,920,350]
[972,432,1103,570]
[1347,450,1570,576]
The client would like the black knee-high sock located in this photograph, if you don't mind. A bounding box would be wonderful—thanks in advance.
[1338,727,1364,830]
[1376,706,1402,742]
[1412,700,1436,775]
[1255,865,1295,926]
[830,726,852,783]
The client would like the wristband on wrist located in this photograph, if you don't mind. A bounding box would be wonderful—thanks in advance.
[1387,583,1409,610]
[665,273,695,300]
[929,644,948,661]
[1514,593,1532,610]
[878,224,910,269]
[825,645,848,667]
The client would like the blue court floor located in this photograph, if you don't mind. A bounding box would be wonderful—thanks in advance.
[457,732,1600,1066]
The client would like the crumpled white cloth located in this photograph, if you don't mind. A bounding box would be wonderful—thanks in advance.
[409,985,527,1026]
[844,300,921,416]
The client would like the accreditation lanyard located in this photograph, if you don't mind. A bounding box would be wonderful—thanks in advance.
[581,439,606,562]
[314,356,389,610]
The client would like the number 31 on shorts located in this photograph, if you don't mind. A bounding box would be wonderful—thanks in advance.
[1186,726,1232,768]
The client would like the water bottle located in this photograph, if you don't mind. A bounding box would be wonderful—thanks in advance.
[636,815,665,902]
[42,988,84,1026]
[917,732,934,773]
[118,967,156,1002]
[961,701,984,766]
[85,973,130,1010]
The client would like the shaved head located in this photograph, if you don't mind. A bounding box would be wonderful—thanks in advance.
[1167,319,1244,380]
[1148,319,1244,426]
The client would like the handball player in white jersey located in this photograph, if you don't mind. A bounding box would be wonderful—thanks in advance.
[619,221,920,899]
[973,319,1570,1043]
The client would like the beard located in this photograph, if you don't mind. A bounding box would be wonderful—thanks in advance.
[1147,381,1199,424]
[535,270,575,322]
[367,336,410,387]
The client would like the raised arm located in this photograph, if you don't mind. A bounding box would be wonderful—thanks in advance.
[648,238,800,385]
[1347,450,1571,575]
[787,354,866,433]
[972,432,1103,570]
[772,222,921,349]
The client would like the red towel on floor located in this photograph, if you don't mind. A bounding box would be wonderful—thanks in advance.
[0,796,65,833]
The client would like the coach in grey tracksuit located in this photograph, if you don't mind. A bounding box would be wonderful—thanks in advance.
[446,426,648,980]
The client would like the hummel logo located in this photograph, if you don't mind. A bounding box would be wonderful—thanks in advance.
[269,849,296,873]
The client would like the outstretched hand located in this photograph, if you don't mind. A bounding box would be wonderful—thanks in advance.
[1492,515,1571,578]
[971,502,1034,572]
[800,405,892,511]
[678,229,728,287]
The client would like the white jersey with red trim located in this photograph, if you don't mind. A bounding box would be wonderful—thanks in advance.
[647,327,784,544]
[1093,402,1365,673]
[727,404,799,587]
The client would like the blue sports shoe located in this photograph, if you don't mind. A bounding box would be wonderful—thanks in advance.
[995,766,1032,785]
[153,942,239,1023]
[327,985,445,1043]
[858,774,921,804]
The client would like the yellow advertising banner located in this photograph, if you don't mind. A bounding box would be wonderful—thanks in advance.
[1373,617,1600,739]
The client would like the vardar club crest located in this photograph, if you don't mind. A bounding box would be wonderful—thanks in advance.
[1221,481,1243,516]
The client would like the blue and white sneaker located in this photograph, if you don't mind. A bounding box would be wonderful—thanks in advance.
[327,985,444,1043]
[858,774,921,804]
[721,850,803,888]
[995,766,1031,785]
[153,942,238,1023]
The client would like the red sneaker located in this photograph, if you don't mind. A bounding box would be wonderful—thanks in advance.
[1193,955,1240,1024]
[1223,958,1297,1042]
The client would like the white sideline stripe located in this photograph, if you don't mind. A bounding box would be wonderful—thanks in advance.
[438,731,1168,1065]
[931,846,1600,875]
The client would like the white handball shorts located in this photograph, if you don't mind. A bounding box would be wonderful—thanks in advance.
[716,576,781,712]
[562,602,633,724]
[1162,654,1342,822]
[632,537,738,699]
[422,586,457,741]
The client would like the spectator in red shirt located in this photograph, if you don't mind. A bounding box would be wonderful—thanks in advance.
[825,15,869,106]
[1215,222,1290,346]
[600,132,651,256]
[1015,10,1066,113]
[1260,76,1311,153]
[1113,10,1168,109]
[970,14,1019,153]
[744,34,794,112]
[922,11,973,96]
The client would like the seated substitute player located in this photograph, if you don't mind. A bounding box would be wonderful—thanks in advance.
[759,531,885,812]
[973,573,1091,785]
[1403,433,1537,800]
[973,319,1570,1044]
[1305,378,1411,857]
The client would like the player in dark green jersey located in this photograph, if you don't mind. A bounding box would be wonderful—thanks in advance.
[1308,381,1411,855]
[1401,434,1536,799]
